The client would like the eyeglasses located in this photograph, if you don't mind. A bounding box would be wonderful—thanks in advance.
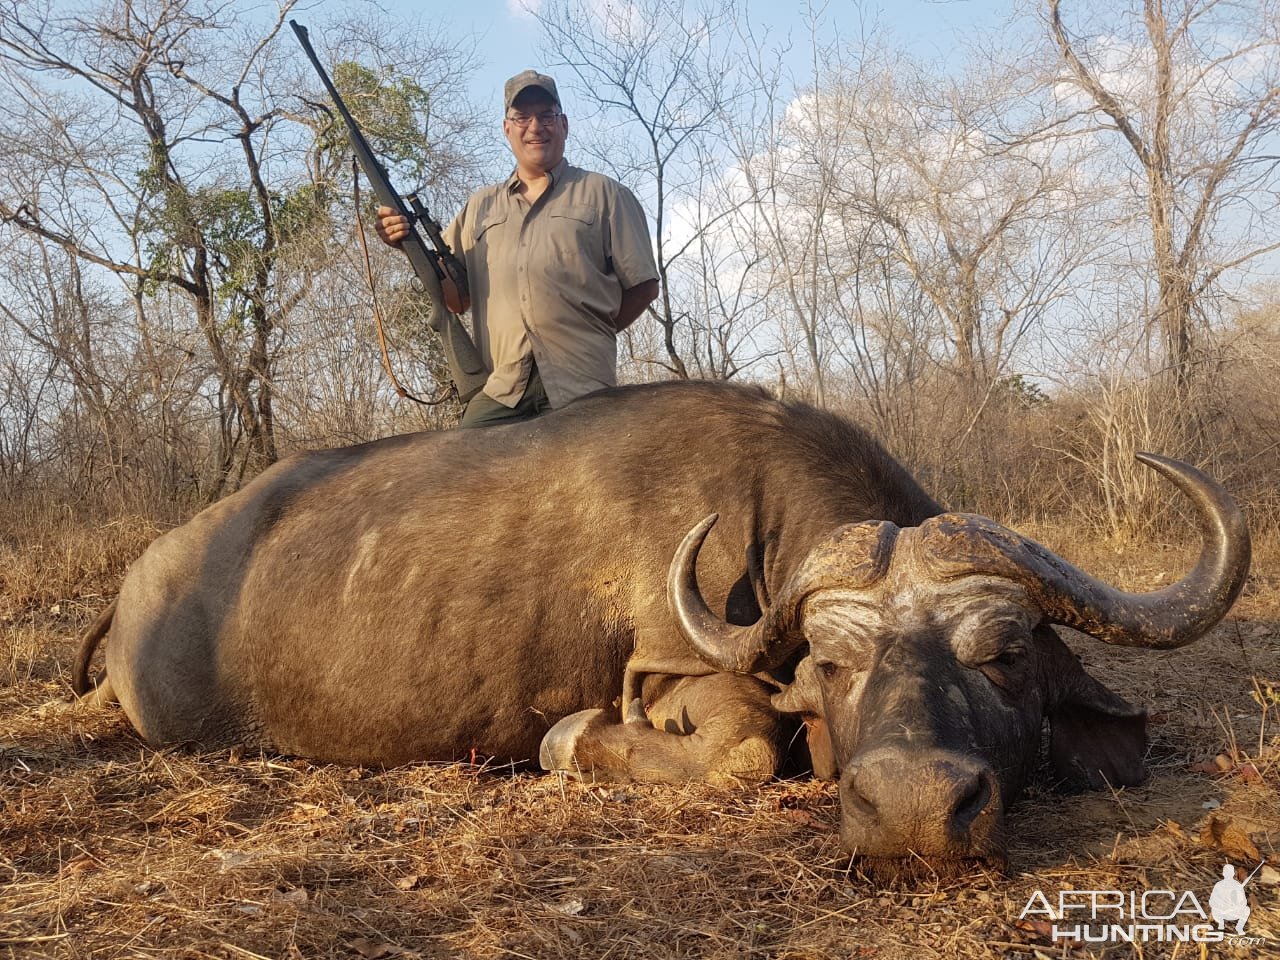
[507,110,563,129]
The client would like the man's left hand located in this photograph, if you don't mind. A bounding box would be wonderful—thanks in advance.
[614,279,660,332]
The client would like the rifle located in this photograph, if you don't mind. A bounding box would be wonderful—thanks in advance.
[1242,859,1267,885]
[290,20,489,402]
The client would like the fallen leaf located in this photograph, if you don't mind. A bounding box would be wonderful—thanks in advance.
[209,849,257,871]
[1015,919,1053,937]
[347,937,419,958]
[1192,752,1269,783]
[394,874,422,891]
[61,854,98,877]
[553,897,585,916]
[1200,815,1262,862]
[272,887,308,906]
[782,808,823,828]
[1014,919,1084,949]
[291,802,330,821]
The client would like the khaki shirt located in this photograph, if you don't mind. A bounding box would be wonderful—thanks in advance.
[444,160,658,409]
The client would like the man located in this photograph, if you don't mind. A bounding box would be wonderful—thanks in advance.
[1209,863,1251,934]
[376,70,660,427]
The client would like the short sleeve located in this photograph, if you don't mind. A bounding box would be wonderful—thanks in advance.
[441,199,476,302]
[607,184,659,290]
[442,205,467,259]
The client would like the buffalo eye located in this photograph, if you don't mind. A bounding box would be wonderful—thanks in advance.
[816,660,840,681]
[978,645,1025,690]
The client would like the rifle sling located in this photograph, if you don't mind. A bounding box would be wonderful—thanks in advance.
[352,158,454,407]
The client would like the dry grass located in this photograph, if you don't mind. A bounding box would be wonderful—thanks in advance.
[0,510,162,690]
[2,518,1278,959]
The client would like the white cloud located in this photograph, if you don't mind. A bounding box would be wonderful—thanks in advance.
[508,0,543,20]
[585,0,647,45]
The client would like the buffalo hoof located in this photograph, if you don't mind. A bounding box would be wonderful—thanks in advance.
[540,708,606,776]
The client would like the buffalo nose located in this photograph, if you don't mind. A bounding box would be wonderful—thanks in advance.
[840,749,1001,857]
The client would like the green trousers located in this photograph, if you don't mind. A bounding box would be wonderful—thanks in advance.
[459,363,552,429]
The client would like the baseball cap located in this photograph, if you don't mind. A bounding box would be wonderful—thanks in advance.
[504,70,560,110]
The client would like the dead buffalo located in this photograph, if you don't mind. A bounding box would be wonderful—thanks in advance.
[72,380,1249,867]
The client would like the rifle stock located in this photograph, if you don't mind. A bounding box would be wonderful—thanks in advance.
[290,20,489,402]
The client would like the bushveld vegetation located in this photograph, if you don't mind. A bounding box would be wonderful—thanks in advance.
[1,0,1278,956]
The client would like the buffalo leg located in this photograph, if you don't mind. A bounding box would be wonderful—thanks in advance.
[540,673,781,787]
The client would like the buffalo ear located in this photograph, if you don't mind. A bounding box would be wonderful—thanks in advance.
[771,654,823,715]
[1041,628,1149,790]
[771,656,838,780]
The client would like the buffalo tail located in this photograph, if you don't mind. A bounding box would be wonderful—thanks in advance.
[73,599,117,696]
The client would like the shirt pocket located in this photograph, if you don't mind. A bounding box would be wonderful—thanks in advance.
[474,210,508,243]
[550,204,597,228]
[548,204,604,269]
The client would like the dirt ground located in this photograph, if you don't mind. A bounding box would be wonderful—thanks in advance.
[1,521,1276,959]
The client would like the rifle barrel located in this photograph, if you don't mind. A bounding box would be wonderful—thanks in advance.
[1242,858,1266,886]
[289,20,489,400]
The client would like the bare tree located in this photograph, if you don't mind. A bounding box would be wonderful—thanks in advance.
[533,0,764,381]
[0,0,487,500]
[0,228,210,511]
[1047,0,1280,398]
[724,14,857,408]
[0,0,312,491]
[844,53,1093,388]
[731,17,1093,457]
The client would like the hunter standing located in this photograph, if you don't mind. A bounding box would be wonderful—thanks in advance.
[376,70,660,427]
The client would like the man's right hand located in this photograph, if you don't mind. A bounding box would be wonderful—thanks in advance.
[375,206,411,248]
[373,205,469,313]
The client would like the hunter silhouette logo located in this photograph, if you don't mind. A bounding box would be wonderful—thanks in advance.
[1210,861,1263,935]
[1018,858,1269,945]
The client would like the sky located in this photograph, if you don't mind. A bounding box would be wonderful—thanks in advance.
[383,0,1021,115]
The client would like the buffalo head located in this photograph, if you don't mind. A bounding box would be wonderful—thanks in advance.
[669,454,1250,868]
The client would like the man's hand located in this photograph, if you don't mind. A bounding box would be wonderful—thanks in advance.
[375,205,411,248]
[374,205,469,312]
[614,278,660,332]
[441,273,469,314]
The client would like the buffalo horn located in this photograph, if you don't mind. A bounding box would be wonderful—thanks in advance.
[668,515,783,673]
[923,453,1251,648]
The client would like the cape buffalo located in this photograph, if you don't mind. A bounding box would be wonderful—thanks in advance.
[72,380,1249,868]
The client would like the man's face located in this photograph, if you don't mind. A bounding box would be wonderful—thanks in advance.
[504,89,568,174]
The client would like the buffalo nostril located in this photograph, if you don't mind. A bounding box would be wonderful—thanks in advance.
[843,768,880,821]
[838,751,1003,857]
[951,772,993,834]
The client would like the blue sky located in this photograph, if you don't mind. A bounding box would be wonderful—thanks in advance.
[384,0,1020,115]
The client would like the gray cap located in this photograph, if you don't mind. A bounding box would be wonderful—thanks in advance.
[504,70,560,110]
